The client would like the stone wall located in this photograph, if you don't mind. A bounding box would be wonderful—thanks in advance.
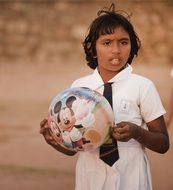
[0,0,173,65]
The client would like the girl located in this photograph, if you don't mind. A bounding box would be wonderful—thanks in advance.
[40,3,169,190]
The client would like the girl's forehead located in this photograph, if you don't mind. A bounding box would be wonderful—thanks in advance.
[98,26,130,39]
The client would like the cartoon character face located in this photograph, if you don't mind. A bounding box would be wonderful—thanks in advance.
[53,96,77,132]
[58,107,76,132]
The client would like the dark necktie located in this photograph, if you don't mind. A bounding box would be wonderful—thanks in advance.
[99,83,119,166]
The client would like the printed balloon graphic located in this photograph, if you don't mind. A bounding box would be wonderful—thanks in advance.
[47,87,114,152]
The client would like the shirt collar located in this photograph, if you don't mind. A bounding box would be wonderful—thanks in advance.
[93,64,132,89]
[109,64,133,83]
[91,69,104,90]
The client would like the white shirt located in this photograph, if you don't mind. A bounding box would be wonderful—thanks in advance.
[71,65,166,190]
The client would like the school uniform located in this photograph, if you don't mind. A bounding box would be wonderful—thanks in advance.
[71,65,166,190]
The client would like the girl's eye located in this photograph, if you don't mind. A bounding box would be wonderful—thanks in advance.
[121,41,129,45]
[103,41,111,46]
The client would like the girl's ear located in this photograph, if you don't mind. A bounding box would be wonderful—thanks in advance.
[66,96,77,108]
[54,101,62,114]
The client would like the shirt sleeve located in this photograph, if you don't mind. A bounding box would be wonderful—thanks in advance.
[139,81,166,123]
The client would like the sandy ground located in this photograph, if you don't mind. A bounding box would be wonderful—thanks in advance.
[0,61,173,190]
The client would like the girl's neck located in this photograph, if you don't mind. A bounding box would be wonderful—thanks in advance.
[98,64,128,83]
[98,68,118,83]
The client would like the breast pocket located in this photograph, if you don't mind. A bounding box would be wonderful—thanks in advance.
[116,99,141,125]
[119,99,131,114]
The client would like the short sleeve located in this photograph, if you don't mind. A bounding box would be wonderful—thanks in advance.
[140,81,166,123]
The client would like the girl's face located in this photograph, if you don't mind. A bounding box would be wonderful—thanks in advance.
[96,26,131,80]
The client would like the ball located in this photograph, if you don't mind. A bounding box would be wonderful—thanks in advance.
[47,87,114,152]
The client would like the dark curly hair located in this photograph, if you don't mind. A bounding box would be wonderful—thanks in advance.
[83,3,141,69]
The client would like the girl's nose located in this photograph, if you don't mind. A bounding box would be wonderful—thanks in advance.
[112,43,120,54]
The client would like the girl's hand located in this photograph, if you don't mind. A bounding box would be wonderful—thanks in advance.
[40,118,58,146]
[112,117,169,153]
[112,122,140,142]
[39,118,77,156]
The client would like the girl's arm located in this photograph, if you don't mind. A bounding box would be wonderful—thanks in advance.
[40,119,77,156]
[112,116,169,154]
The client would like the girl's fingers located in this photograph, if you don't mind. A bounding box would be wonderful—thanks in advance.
[113,127,125,134]
[40,124,49,134]
[113,132,130,141]
[40,119,49,134]
[112,126,131,141]
[40,118,48,128]
[42,128,57,145]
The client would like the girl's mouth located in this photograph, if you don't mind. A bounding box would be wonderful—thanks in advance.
[111,58,120,65]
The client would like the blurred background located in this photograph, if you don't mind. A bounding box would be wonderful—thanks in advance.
[0,0,173,189]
